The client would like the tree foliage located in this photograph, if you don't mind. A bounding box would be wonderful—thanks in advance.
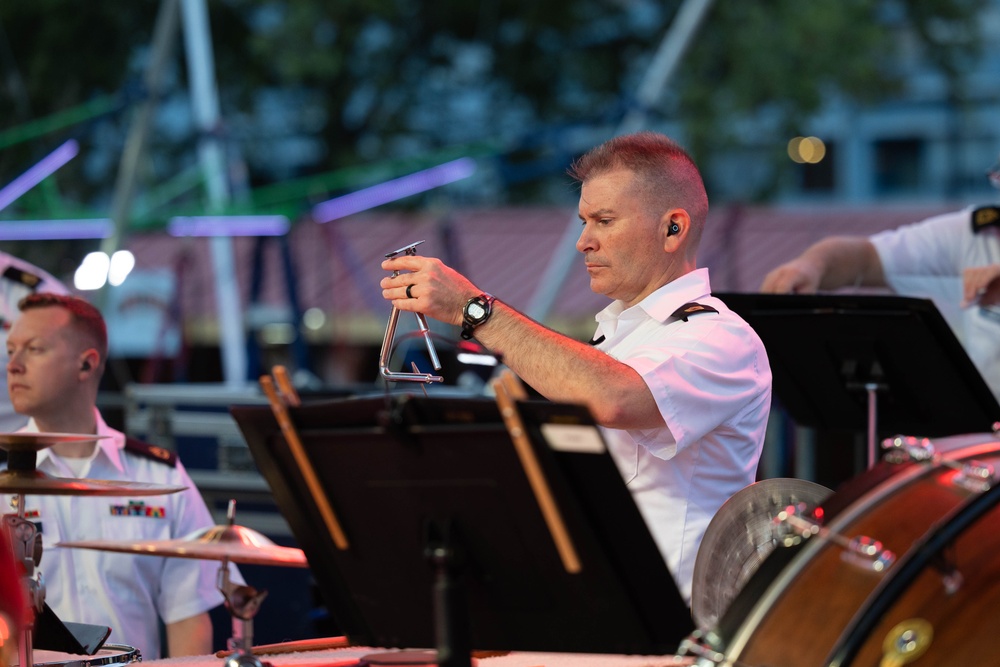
[0,0,989,220]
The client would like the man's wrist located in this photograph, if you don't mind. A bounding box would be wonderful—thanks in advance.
[461,293,496,340]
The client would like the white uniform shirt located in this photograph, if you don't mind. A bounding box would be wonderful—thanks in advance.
[591,268,772,603]
[870,208,1000,402]
[0,252,69,431]
[1,410,227,659]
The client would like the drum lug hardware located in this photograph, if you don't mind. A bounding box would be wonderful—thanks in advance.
[930,549,964,595]
[777,510,895,572]
[771,503,820,546]
[842,535,895,572]
[952,459,995,493]
[941,568,964,595]
[881,618,933,666]
[881,435,935,464]
[677,629,727,665]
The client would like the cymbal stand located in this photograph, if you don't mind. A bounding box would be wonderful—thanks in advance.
[379,241,443,384]
[217,501,268,667]
[4,491,43,667]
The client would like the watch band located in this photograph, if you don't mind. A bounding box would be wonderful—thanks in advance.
[460,293,496,340]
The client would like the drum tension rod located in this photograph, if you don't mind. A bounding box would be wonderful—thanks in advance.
[776,508,896,573]
[882,435,997,493]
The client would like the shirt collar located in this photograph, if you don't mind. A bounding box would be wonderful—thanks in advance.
[30,408,127,473]
[595,268,713,327]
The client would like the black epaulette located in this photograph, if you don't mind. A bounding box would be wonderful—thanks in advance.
[671,302,719,322]
[971,206,1000,233]
[2,266,42,289]
[124,437,177,467]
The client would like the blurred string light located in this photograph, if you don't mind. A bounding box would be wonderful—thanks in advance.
[0,139,79,213]
[74,250,135,290]
[788,136,827,164]
[311,157,477,223]
[168,215,290,236]
[0,219,112,240]
[302,307,326,331]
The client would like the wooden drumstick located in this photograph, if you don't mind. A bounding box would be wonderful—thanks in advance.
[259,375,349,550]
[492,371,581,573]
[214,635,352,658]
[272,365,301,407]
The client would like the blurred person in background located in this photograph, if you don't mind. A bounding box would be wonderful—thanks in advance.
[760,161,1000,402]
[0,252,69,432]
[2,292,229,659]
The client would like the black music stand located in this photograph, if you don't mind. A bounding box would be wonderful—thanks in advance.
[717,293,1000,447]
[231,394,692,666]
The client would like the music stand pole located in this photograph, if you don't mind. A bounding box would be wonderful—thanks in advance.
[866,382,878,470]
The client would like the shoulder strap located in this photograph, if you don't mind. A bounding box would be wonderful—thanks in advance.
[2,266,43,289]
[671,301,719,322]
[123,436,177,467]
[971,205,1000,233]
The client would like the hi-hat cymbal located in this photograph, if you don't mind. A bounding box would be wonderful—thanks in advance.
[58,523,308,567]
[0,469,186,496]
[691,477,832,630]
[0,432,109,453]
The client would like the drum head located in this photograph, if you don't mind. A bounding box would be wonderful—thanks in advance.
[691,477,832,629]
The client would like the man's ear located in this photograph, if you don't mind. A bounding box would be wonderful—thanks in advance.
[79,349,100,375]
[662,209,690,250]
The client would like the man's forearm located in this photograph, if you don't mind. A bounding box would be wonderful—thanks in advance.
[802,236,887,290]
[166,612,213,657]
[475,302,663,430]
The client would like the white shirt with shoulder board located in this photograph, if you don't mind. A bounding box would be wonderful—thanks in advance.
[0,409,234,660]
[0,252,69,432]
[870,207,1000,403]
[591,268,772,604]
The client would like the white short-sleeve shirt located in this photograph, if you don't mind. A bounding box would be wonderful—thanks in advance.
[591,268,772,603]
[1,409,230,659]
[870,207,1000,402]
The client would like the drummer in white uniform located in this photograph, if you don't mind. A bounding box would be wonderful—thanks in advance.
[760,164,1000,403]
[2,292,232,659]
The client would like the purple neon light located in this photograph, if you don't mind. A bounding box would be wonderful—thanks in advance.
[0,219,112,241]
[0,140,80,213]
[168,215,290,237]
[311,157,477,223]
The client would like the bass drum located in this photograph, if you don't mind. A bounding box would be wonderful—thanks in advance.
[697,437,1000,667]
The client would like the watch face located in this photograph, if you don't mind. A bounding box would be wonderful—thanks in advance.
[467,302,486,320]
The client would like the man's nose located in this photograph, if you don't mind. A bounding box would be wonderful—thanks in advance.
[576,225,595,253]
[6,350,23,373]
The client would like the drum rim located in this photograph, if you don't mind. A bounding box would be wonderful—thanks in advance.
[29,644,139,667]
[721,440,1000,661]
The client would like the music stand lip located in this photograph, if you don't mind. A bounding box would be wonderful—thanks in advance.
[716,292,1000,438]
[231,393,693,657]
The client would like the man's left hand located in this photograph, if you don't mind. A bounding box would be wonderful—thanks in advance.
[962,263,1000,307]
[380,255,479,326]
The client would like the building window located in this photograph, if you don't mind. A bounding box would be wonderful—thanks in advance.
[798,140,836,193]
[874,138,924,194]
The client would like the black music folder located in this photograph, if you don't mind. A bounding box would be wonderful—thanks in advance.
[231,394,692,661]
[717,293,1000,438]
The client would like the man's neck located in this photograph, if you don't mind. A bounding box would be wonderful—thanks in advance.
[35,407,101,459]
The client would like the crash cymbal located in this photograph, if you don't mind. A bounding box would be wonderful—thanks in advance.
[0,432,109,453]
[58,523,308,567]
[0,469,186,496]
[691,477,832,630]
